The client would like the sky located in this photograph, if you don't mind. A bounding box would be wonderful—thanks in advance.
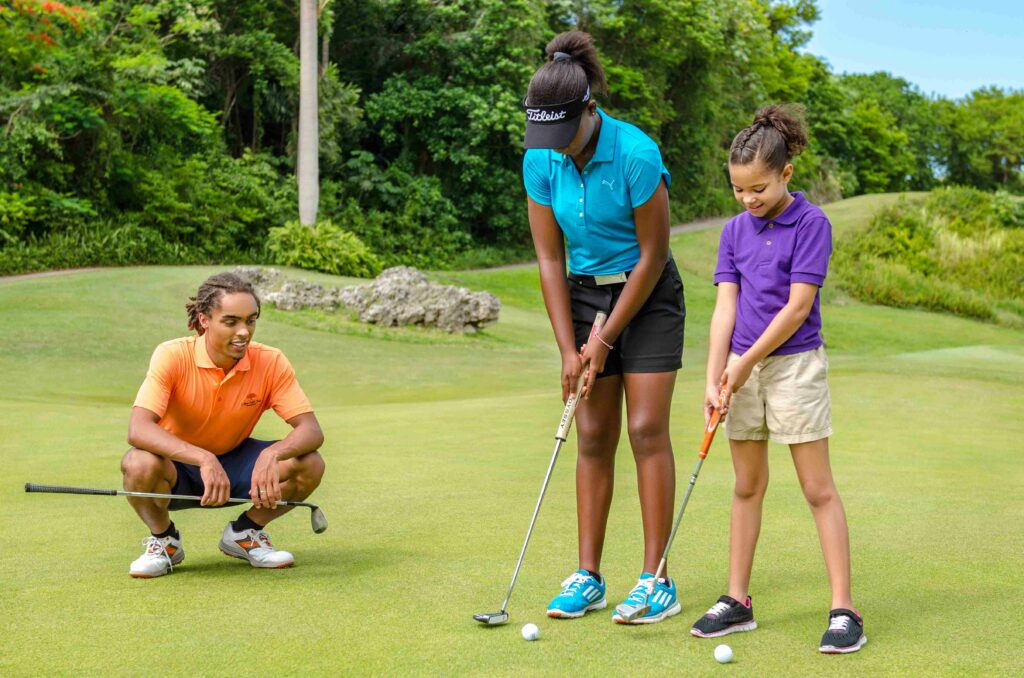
[802,0,1024,99]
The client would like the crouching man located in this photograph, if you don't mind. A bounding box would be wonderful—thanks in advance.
[123,272,325,578]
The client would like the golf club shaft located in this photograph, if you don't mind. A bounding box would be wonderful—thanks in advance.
[25,483,315,509]
[497,311,607,613]
[499,436,566,612]
[650,407,724,584]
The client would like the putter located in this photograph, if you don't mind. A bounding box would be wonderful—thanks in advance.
[24,483,329,534]
[474,311,608,626]
[614,402,727,622]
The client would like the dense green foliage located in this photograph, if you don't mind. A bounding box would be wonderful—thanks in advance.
[834,187,1024,325]
[1,0,1022,275]
[267,219,381,277]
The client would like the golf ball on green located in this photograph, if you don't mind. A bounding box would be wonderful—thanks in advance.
[521,623,539,641]
[714,644,733,663]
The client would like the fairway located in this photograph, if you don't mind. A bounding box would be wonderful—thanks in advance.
[2,197,1023,676]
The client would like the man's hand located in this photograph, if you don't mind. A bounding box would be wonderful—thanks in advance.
[199,456,231,506]
[250,448,282,509]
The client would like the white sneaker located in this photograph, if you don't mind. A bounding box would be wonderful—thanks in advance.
[219,523,294,568]
[129,534,184,578]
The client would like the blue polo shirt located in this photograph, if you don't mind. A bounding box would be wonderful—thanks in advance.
[714,192,833,356]
[522,110,671,276]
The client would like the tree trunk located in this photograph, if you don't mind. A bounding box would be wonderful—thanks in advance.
[297,0,319,226]
[321,33,329,77]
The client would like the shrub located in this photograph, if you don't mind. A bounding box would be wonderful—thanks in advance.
[834,187,1024,324]
[321,156,472,270]
[0,219,234,275]
[266,220,382,278]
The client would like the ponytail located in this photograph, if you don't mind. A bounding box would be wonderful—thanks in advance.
[729,104,809,172]
[526,31,608,106]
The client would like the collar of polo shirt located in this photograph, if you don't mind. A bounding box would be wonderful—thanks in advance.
[750,191,809,233]
[194,335,251,373]
[559,108,618,165]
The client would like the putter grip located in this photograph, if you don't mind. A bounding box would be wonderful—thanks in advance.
[698,407,724,459]
[556,312,608,440]
[25,483,118,496]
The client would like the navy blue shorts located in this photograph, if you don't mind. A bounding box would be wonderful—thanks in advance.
[169,438,276,511]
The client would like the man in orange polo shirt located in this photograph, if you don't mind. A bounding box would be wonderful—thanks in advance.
[122,271,325,578]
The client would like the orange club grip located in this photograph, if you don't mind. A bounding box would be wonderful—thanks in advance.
[698,400,727,459]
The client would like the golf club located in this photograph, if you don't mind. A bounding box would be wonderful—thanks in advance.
[474,311,608,626]
[24,483,329,534]
[614,401,726,622]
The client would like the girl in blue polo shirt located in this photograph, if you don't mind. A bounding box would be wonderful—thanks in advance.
[690,105,865,653]
[521,31,686,625]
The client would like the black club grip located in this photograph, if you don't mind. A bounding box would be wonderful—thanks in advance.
[24,483,118,496]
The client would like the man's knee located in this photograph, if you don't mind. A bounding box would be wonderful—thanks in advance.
[292,451,325,491]
[121,448,169,488]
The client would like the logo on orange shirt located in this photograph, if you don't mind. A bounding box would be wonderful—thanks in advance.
[242,393,262,407]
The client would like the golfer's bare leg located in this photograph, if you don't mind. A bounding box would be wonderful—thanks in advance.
[121,448,177,533]
[790,437,853,610]
[573,375,623,574]
[623,371,677,576]
[727,439,769,602]
[246,451,326,526]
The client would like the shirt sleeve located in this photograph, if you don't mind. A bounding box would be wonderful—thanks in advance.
[790,217,833,286]
[713,221,740,285]
[268,352,314,421]
[626,142,670,208]
[133,343,177,417]
[522,151,552,206]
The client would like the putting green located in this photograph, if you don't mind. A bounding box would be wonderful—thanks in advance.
[2,196,1022,675]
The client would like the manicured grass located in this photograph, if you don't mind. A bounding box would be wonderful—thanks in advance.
[2,194,1022,675]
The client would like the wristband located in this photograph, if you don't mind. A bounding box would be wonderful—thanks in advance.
[595,333,613,349]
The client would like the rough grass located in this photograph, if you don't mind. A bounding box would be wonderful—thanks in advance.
[2,194,1022,676]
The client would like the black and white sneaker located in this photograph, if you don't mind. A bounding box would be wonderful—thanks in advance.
[690,595,758,638]
[819,608,867,654]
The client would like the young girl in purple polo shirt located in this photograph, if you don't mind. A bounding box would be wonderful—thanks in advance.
[689,105,865,653]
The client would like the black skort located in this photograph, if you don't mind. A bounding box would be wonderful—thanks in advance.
[569,257,686,376]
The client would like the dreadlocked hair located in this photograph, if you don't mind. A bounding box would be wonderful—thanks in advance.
[525,31,608,106]
[729,104,809,172]
[185,272,260,335]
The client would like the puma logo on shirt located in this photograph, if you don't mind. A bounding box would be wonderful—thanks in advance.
[602,178,616,190]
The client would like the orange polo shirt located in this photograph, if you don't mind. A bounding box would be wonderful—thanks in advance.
[134,336,314,456]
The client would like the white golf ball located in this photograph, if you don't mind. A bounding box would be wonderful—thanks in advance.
[521,623,540,641]
[714,644,733,664]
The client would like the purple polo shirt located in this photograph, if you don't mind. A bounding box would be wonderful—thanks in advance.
[714,192,832,356]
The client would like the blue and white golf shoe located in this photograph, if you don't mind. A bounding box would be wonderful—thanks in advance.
[547,569,607,618]
[612,573,681,624]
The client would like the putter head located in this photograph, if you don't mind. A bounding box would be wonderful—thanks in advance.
[473,612,509,626]
[310,507,328,534]
[614,602,650,622]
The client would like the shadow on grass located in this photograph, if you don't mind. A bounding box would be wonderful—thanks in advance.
[168,544,409,580]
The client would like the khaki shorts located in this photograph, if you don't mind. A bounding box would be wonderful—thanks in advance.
[725,346,832,444]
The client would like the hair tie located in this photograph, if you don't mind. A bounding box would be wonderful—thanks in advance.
[552,51,572,62]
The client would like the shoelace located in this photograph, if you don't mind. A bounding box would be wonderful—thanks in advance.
[705,601,730,618]
[142,536,174,572]
[241,529,274,551]
[625,579,656,604]
[828,615,851,633]
[559,572,589,597]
